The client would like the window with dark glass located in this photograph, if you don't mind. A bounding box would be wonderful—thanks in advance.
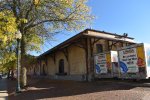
[96,44,103,53]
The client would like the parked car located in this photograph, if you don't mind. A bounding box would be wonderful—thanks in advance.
[0,75,2,79]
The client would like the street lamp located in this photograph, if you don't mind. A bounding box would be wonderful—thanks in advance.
[15,30,22,93]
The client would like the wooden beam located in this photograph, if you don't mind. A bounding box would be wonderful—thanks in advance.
[107,40,110,51]
[39,60,42,75]
[85,38,88,81]
[44,56,48,66]
[70,38,87,50]
[63,47,70,75]
[62,48,69,62]
[109,41,118,50]
[50,53,56,64]
[92,38,101,45]
[73,44,85,49]
[90,38,94,74]
[60,37,84,49]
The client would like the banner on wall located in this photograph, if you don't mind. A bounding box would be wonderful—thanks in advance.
[94,51,115,74]
[118,46,146,73]
[95,53,108,74]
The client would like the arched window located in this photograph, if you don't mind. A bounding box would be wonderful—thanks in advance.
[59,59,64,73]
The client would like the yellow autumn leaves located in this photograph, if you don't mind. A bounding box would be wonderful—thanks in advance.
[0,10,17,45]
[33,0,74,7]
[0,10,28,46]
[33,0,40,5]
[60,0,73,4]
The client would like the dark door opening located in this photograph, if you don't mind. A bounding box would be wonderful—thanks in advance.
[59,59,64,73]
[43,64,46,76]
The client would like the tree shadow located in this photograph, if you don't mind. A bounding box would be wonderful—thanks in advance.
[7,78,150,100]
[0,79,8,99]
[0,79,8,91]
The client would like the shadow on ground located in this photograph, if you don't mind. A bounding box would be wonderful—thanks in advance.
[7,78,150,100]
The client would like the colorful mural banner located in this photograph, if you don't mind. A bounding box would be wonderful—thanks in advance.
[136,46,145,67]
[95,52,114,74]
[95,53,107,74]
[119,46,146,73]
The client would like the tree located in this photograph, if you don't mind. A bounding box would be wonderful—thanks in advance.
[0,10,18,77]
[0,47,17,79]
[0,0,93,87]
[0,10,17,46]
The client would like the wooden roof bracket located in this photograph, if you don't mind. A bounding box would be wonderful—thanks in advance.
[50,53,56,64]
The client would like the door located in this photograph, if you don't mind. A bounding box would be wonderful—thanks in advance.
[59,59,64,73]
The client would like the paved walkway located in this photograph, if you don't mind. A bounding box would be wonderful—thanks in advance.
[0,79,8,100]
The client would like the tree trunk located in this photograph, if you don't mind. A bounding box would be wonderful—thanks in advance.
[11,70,14,79]
[20,67,27,87]
[7,69,11,79]
[21,34,26,68]
[20,31,27,88]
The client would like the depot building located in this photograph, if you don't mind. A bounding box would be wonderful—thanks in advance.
[27,29,135,81]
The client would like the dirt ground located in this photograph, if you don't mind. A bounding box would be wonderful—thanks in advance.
[7,78,150,100]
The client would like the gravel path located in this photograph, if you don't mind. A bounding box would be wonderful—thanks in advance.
[7,78,150,100]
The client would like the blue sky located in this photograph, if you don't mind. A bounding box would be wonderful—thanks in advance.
[32,0,150,56]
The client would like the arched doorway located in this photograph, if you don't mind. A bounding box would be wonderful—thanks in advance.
[43,64,46,75]
[59,59,64,73]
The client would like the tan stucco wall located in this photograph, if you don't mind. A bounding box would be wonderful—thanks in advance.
[40,60,48,74]
[38,45,87,75]
[55,51,69,74]
[68,45,86,75]
[47,56,56,75]
[30,62,40,75]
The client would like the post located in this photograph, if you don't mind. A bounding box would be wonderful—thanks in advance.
[16,39,21,93]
